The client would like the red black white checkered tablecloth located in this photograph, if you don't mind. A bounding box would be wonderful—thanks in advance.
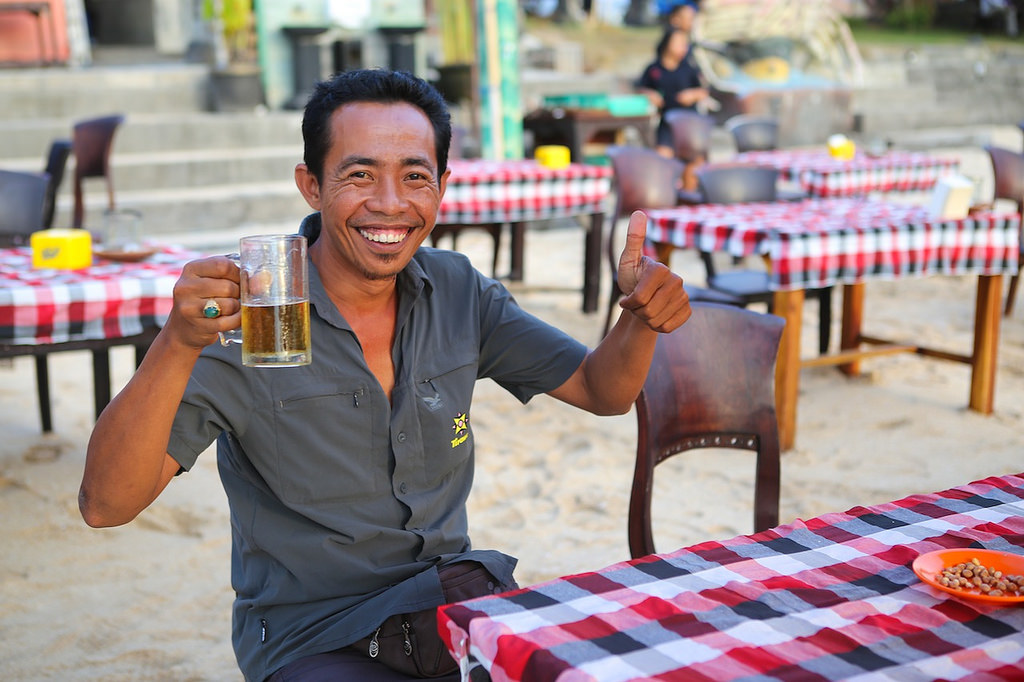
[439,160,613,224]
[439,473,1024,682]
[735,149,961,198]
[644,199,1020,290]
[0,246,196,345]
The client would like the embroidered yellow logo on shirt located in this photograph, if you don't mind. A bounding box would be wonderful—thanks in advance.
[451,412,469,448]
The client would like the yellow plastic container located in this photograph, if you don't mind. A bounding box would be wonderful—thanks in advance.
[535,145,571,169]
[827,134,856,161]
[31,229,93,270]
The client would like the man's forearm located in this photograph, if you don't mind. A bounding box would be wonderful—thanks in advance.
[79,328,202,527]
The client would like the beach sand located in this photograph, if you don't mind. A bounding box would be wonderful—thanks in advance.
[2,131,1023,681]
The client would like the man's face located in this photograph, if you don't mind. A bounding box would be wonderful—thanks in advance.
[671,5,696,33]
[299,101,450,283]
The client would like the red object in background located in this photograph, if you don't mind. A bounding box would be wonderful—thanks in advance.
[0,0,70,66]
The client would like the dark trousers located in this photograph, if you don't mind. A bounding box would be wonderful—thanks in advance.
[266,648,463,682]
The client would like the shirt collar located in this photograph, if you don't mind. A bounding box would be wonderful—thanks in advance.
[298,213,433,328]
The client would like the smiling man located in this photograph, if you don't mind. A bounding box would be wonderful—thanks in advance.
[79,69,691,682]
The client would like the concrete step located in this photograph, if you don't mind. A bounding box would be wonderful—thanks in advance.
[0,64,212,120]
[0,111,303,161]
[55,180,312,236]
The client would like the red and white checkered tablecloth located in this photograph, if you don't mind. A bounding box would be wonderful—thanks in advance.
[0,245,197,345]
[439,159,613,224]
[644,198,1020,290]
[734,149,961,198]
[439,473,1024,682]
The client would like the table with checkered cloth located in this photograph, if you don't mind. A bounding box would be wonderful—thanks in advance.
[0,245,195,345]
[439,473,1024,681]
[644,198,1020,291]
[439,159,613,313]
[439,159,613,224]
[734,149,961,198]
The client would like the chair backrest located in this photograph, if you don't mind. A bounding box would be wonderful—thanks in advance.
[628,302,784,558]
[697,163,780,204]
[0,169,51,247]
[72,114,125,228]
[725,115,779,153]
[42,138,72,228]
[985,145,1024,214]
[605,145,684,270]
[664,109,714,163]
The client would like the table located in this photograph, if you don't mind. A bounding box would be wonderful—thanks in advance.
[440,472,1024,681]
[0,1,60,66]
[643,198,1020,450]
[522,108,657,164]
[439,159,614,313]
[0,245,194,431]
[734,149,960,198]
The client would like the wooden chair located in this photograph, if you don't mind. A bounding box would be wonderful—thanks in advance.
[684,163,832,354]
[984,145,1024,316]
[725,115,779,153]
[430,125,502,276]
[0,168,58,432]
[603,145,743,337]
[628,302,784,558]
[71,114,124,229]
[42,138,72,228]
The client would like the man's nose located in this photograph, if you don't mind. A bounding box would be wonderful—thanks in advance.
[366,175,405,213]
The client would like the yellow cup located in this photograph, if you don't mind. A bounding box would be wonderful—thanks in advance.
[535,145,571,169]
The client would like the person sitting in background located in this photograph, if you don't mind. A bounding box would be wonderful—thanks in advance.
[636,26,713,188]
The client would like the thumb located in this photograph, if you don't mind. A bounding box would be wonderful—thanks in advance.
[617,210,649,295]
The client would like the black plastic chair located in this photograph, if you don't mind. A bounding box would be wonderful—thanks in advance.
[628,302,784,558]
[725,115,780,153]
[604,145,743,337]
[42,138,72,228]
[0,168,57,432]
[0,169,49,246]
[688,163,833,355]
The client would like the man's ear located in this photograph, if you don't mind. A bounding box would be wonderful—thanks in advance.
[294,163,321,210]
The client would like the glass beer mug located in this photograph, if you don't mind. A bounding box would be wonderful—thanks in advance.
[219,234,312,367]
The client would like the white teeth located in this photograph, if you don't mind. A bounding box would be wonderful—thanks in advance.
[360,230,407,244]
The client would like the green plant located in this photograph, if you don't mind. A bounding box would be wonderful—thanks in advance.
[202,0,257,65]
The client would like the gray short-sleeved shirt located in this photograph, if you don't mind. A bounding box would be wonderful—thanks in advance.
[166,214,587,681]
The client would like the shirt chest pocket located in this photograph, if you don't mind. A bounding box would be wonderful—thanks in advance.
[415,359,477,481]
[270,378,386,505]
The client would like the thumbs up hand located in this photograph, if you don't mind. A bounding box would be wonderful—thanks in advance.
[616,211,691,333]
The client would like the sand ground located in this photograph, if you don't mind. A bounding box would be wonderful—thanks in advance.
[1,128,1023,681]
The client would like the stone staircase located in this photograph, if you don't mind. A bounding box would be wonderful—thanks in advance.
[0,60,310,252]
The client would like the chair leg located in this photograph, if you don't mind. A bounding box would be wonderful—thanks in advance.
[488,224,502,278]
[34,355,53,433]
[818,287,833,355]
[1005,272,1020,317]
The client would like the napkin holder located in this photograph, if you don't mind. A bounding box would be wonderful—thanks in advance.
[31,229,93,270]
[927,174,974,220]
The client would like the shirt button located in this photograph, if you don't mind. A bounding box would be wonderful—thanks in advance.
[399,482,408,494]
[397,432,407,443]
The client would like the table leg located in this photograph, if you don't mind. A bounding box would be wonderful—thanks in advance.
[839,283,865,376]
[773,289,805,451]
[970,274,1002,413]
[509,222,524,281]
[583,212,603,313]
[92,349,111,421]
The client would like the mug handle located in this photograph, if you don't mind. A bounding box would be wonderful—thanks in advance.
[218,253,242,347]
